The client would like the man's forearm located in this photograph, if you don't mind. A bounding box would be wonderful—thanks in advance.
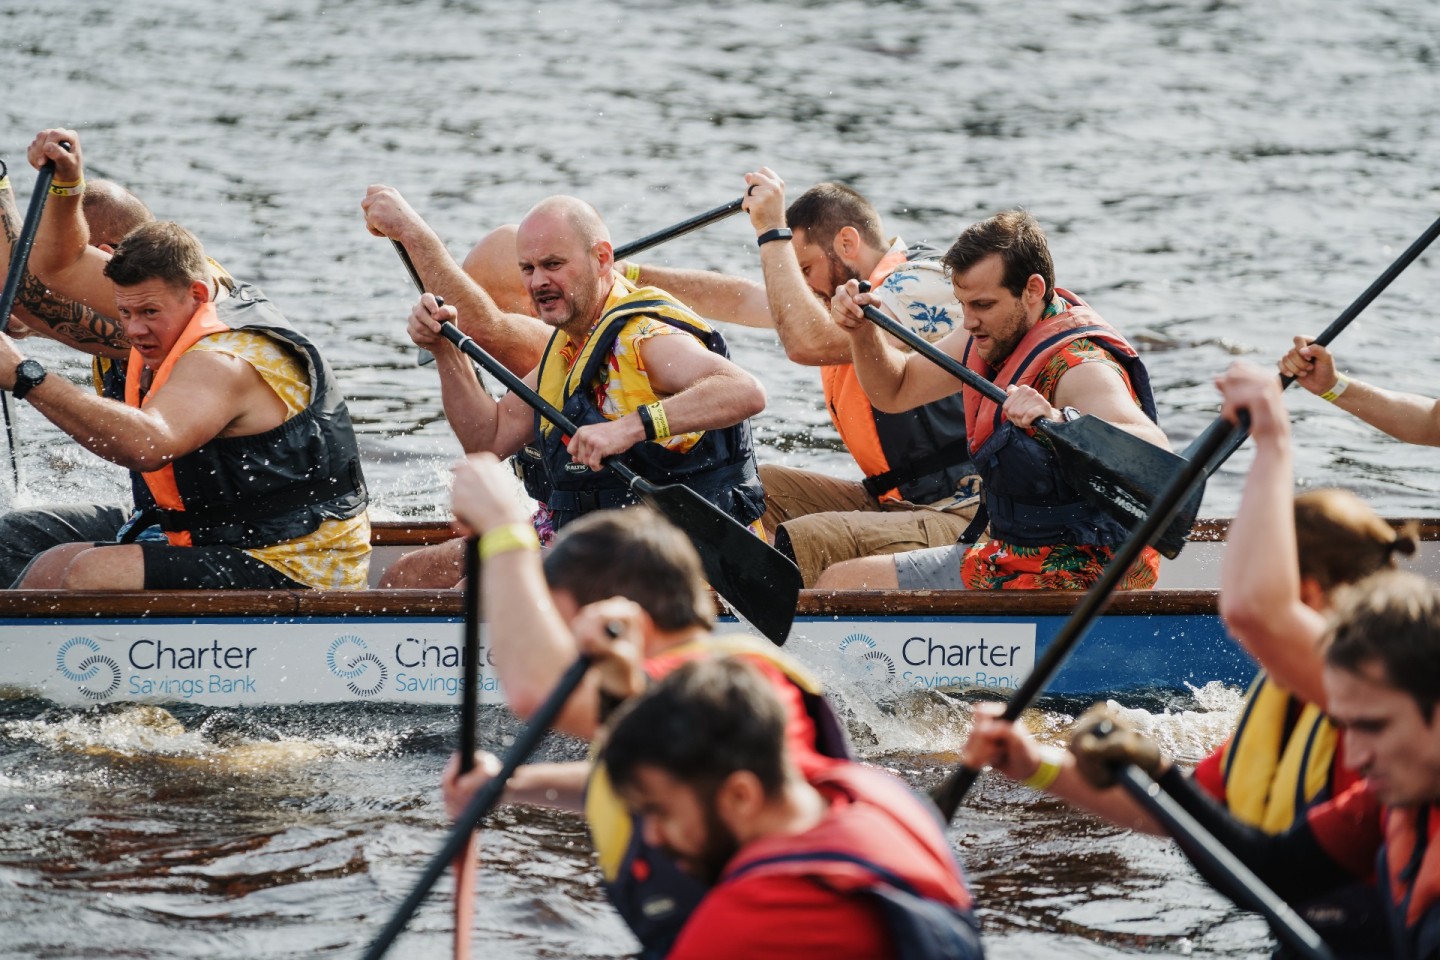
[394,225,548,374]
[1334,378,1440,446]
[631,264,772,328]
[434,346,504,453]
[654,371,765,437]
[21,374,175,471]
[759,246,853,366]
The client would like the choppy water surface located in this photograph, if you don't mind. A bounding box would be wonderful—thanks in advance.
[2,0,1438,956]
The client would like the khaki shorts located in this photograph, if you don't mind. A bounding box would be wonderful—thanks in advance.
[760,463,981,587]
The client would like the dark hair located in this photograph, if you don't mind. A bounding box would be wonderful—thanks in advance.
[542,507,714,632]
[103,220,208,289]
[82,179,153,249]
[602,657,787,798]
[1324,570,1440,718]
[1294,489,1417,592]
[942,209,1054,302]
[785,182,885,252]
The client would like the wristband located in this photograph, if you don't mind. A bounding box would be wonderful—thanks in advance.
[637,403,656,441]
[1021,745,1065,791]
[624,262,641,284]
[1319,372,1350,403]
[756,227,793,248]
[645,401,671,440]
[477,522,540,562]
[49,177,84,197]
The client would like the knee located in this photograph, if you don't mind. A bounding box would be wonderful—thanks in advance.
[815,557,884,590]
[58,548,116,590]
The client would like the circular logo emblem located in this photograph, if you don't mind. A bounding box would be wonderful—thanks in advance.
[55,636,121,700]
[327,635,387,697]
[837,632,896,681]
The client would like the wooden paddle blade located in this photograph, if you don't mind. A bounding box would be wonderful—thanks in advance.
[633,477,801,646]
[1041,416,1202,560]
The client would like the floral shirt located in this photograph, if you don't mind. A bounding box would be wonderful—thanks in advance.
[960,338,1160,591]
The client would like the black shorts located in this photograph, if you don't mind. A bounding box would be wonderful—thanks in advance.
[139,543,308,590]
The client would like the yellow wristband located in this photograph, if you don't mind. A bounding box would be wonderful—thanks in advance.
[1021,745,1065,791]
[477,522,540,562]
[49,178,84,197]
[646,401,671,441]
[1319,372,1350,403]
[0,176,10,192]
[624,262,642,284]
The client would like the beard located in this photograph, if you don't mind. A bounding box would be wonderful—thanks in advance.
[977,299,1030,366]
[677,802,743,886]
[817,251,863,306]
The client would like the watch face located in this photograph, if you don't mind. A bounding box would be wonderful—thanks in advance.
[18,359,44,381]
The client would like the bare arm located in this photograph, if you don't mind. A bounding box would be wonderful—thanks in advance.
[24,130,120,315]
[362,185,549,374]
[449,454,603,737]
[0,337,278,472]
[443,755,591,817]
[1280,337,1440,446]
[563,331,766,470]
[1216,362,1329,706]
[625,263,774,329]
[1049,361,1171,448]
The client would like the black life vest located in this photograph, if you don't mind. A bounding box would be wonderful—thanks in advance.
[118,281,366,548]
[515,284,764,532]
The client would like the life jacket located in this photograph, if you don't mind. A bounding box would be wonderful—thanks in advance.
[961,290,1158,547]
[717,763,983,960]
[118,281,367,548]
[585,635,853,959]
[1221,672,1340,833]
[1380,804,1440,959]
[515,282,764,532]
[822,242,974,504]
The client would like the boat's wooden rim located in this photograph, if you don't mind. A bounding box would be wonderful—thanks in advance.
[0,587,1222,618]
[368,516,1440,547]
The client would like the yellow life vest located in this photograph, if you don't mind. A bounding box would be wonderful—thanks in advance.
[1220,671,1338,832]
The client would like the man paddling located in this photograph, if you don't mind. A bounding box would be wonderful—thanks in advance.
[1061,571,1440,960]
[819,210,1170,590]
[1279,337,1440,446]
[408,194,767,545]
[600,657,984,960]
[463,172,980,587]
[3,129,370,590]
[442,453,850,958]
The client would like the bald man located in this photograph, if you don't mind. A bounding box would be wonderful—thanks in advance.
[407,195,768,556]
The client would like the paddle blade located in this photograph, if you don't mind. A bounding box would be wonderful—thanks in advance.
[634,478,801,646]
[1042,416,1202,559]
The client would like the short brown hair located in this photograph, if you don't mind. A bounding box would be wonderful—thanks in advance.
[942,210,1054,303]
[1294,489,1417,592]
[785,182,885,252]
[602,657,788,798]
[1325,570,1440,718]
[542,507,714,632]
[103,220,208,290]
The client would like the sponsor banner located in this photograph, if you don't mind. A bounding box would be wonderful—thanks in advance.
[801,619,1037,691]
[2,618,507,707]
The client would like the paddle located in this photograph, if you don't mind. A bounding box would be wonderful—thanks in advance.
[452,535,481,960]
[0,152,66,493]
[433,318,801,646]
[1185,213,1440,473]
[409,198,745,367]
[854,289,1200,559]
[362,653,593,960]
[1115,764,1334,960]
[930,414,1240,820]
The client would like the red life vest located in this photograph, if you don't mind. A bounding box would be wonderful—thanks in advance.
[1381,804,1440,958]
[960,290,1159,548]
[717,763,982,959]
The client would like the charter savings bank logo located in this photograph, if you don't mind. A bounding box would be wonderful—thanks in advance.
[56,636,122,701]
[837,633,896,680]
[327,635,388,697]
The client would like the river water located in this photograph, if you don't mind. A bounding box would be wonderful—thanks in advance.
[1,0,1437,956]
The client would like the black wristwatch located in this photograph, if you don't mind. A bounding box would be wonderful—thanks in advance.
[12,358,46,400]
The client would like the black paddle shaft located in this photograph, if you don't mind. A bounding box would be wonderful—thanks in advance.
[613,198,745,261]
[458,535,480,774]
[1194,212,1440,473]
[0,150,67,493]
[930,414,1241,821]
[432,320,800,646]
[1117,765,1335,960]
[361,654,593,960]
[855,297,1200,558]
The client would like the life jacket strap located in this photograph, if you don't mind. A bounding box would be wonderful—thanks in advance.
[860,439,975,500]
